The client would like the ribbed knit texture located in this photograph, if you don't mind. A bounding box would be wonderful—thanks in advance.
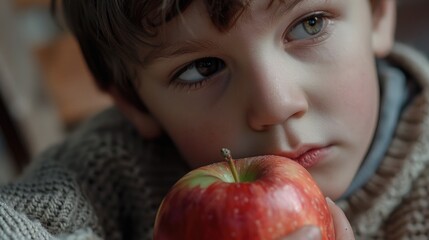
[0,43,428,239]
[0,109,189,239]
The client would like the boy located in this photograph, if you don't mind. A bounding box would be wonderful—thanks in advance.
[1,0,429,239]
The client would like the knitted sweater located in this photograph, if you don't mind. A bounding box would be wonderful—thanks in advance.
[1,43,429,240]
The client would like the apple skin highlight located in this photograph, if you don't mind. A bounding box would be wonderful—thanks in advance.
[153,155,335,240]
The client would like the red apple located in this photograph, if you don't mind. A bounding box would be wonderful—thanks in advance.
[153,148,335,240]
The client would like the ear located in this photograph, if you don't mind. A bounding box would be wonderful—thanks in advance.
[371,0,397,58]
[108,87,163,139]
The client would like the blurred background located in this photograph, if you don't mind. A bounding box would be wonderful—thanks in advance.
[0,0,428,183]
[0,0,112,183]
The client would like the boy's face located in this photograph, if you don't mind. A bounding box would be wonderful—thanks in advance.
[128,0,395,200]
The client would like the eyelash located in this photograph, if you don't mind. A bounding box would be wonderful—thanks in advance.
[170,58,226,90]
[171,75,211,90]
[284,12,332,44]
[169,12,333,90]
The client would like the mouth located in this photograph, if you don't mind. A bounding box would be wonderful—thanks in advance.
[279,145,331,169]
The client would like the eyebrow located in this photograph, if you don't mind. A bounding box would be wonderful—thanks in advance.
[273,0,304,17]
[143,40,217,66]
[143,0,305,66]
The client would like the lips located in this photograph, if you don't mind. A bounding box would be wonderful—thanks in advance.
[280,145,329,169]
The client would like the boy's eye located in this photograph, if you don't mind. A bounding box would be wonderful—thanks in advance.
[287,14,326,41]
[175,57,226,83]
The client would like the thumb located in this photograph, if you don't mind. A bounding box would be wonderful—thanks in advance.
[278,226,321,240]
[326,197,355,240]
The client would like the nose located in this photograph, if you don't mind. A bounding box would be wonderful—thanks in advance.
[245,56,309,131]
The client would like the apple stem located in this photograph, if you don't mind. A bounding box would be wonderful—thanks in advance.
[221,148,240,183]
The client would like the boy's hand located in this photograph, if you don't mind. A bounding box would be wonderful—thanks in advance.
[278,198,355,240]
[326,197,355,240]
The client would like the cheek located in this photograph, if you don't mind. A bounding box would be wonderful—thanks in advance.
[319,15,379,132]
[336,79,379,160]
[314,33,379,133]
[165,118,237,168]
[172,125,218,166]
[337,59,379,133]
[139,79,246,168]
[336,77,378,121]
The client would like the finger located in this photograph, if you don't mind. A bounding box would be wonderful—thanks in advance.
[326,197,355,240]
[277,226,321,240]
